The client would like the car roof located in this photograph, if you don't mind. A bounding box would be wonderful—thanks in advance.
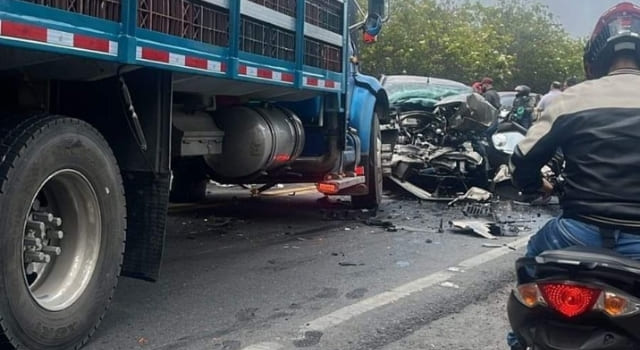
[381,75,469,88]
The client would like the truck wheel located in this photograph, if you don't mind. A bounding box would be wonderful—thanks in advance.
[352,111,383,209]
[0,115,126,350]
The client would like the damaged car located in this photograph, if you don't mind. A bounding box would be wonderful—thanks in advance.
[389,92,499,200]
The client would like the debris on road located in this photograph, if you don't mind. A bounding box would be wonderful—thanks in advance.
[339,262,365,267]
[388,176,452,201]
[482,243,517,250]
[440,281,460,289]
[462,203,493,217]
[448,187,493,207]
[450,220,500,239]
[396,261,411,267]
[397,225,432,233]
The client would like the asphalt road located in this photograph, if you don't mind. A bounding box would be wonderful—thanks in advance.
[84,184,556,350]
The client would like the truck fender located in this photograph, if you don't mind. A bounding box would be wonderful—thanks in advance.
[349,74,389,155]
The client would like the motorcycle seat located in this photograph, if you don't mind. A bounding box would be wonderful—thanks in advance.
[538,246,640,273]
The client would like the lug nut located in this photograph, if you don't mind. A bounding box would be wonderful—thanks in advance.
[42,246,61,256]
[24,237,43,250]
[31,212,54,223]
[47,230,64,240]
[25,251,51,264]
[27,220,46,239]
[51,217,62,228]
[25,263,37,275]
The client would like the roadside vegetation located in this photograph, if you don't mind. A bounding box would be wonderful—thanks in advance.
[359,0,585,92]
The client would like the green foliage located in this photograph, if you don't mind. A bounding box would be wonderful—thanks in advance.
[358,0,585,92]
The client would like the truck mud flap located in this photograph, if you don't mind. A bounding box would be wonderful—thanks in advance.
[121,171,170,282]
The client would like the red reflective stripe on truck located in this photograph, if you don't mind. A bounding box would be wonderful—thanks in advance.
[185,56,208,70]
[0,20,117,56]
[238,65,293,84]
[141,47,169,63]
[303,76,341,90]
[73,34,110,53]
[137,46,225,74]
[257,68,272,79]
[1,21,47,42]
[282,73,294,83]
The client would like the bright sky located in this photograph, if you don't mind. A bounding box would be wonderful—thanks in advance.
[474,0,630,37]
[541,0,628,37]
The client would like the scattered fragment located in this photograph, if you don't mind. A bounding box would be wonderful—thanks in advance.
[344,227,352,231]
[388,176,453,201]
[448,187,493,206]
[440,281,460,289]
[482,243,503,248]
[450,220,500,239]
[462,203,493,217]
[482,243,518,250]
[447,267,464,272]
[364,218,395,228]
[339,262,364,267]
[398,226,431,233]
[425,239,433,244]
[396,261,411,267]
[137,337,149,346]
[206,217,232,228]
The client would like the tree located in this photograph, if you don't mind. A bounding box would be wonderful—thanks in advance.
[357,0,584,92]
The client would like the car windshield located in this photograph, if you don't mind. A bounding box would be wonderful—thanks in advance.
[499,93,516,109]
[383,77,472,108]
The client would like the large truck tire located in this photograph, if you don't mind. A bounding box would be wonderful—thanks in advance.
[352,111,383,209]
[0,115,126,350]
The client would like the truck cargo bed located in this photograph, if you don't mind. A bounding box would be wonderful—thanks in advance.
[0,0,346,97]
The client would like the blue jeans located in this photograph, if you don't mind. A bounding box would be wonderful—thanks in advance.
[507,216,640,348]
[526,216,640,259]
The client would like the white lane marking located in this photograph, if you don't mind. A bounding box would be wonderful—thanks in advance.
[241,342,284,350]
[240,234,533,350]
[301,234,532,333]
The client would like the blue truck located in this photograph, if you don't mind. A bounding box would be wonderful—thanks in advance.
[0,0,390,348]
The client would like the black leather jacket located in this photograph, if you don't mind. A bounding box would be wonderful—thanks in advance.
[510,69,640,230]
[483,88,501,110]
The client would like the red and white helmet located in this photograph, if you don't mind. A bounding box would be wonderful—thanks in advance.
[584,2,640,79]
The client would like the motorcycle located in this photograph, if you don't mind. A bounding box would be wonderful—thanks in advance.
[508,246,640,349]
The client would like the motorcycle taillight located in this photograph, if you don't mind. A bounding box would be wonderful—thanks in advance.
[539,283,601,318]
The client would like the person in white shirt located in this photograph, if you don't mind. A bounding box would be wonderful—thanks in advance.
[536,81,563,113]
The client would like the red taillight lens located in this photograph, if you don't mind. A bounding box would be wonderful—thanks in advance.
[539,283,601,318]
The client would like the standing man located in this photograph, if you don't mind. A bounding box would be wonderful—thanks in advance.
[536,81,562,113]
[481,77,501,109]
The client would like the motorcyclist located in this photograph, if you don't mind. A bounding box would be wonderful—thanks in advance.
[507,3,640,348]
[509,85,535,129]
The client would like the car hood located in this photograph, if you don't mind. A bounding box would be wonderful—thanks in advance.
[389,85,472,111]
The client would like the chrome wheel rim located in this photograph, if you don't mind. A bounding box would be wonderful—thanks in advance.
[22,169,102,311]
